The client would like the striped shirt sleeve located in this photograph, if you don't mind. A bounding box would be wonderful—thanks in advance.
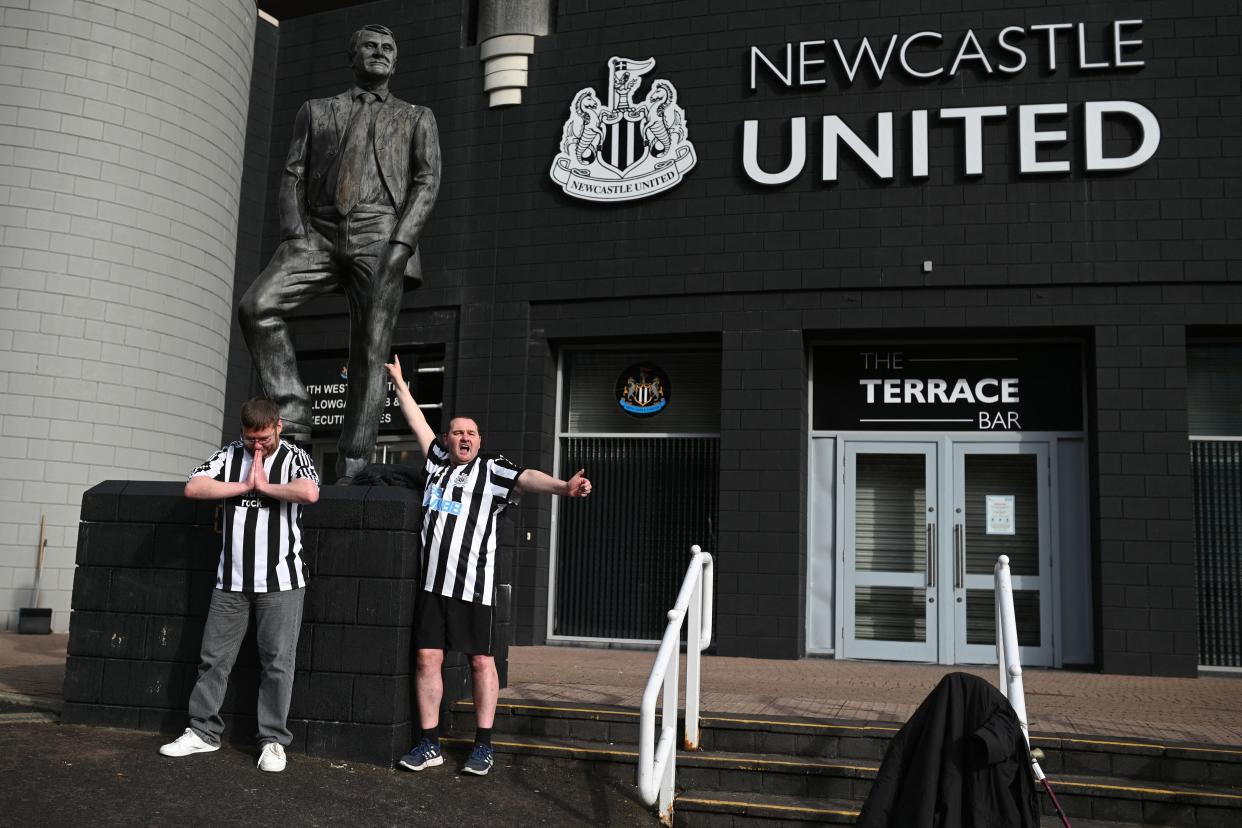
[189,445,231,481]
[426,437,450,472]
[289,444,320,485]
[486,454,524,502]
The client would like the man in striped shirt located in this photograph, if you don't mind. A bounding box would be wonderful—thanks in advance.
[159,398,320,773]
[385,357,592,776]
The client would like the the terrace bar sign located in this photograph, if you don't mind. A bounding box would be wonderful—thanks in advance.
[744,20,1160,183]
[812,343,1083,432]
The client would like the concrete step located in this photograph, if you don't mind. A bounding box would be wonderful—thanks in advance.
[672,790,1149,827]
[448,702,1242,827]
[461,700,1242,790]
[673,790,859,826]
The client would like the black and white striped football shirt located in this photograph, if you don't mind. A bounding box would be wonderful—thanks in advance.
[189,439,319,593]
[421,438,524,606]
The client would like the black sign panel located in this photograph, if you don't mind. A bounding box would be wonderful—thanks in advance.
[298,353,404,436]
[812,342,1083,432]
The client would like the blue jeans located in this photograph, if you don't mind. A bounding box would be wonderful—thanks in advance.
[187,587,305,747]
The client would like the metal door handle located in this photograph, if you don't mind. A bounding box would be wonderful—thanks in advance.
[926,524,935,587]
[954,523,964,589]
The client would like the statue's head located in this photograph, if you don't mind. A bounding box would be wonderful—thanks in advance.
[349,24,397,83]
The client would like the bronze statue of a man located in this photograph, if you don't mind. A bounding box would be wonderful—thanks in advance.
[239,24,441,483]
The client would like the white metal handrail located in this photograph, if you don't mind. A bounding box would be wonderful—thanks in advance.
[994,554,1032,746]
[996,555,1072,827]
[637,544,714,824]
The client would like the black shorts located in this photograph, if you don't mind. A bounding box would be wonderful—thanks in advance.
[414,591,494,656]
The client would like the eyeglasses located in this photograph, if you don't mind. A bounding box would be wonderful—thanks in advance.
[241,431,278,446]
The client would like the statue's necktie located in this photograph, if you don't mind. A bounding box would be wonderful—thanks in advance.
[335,92,377,215]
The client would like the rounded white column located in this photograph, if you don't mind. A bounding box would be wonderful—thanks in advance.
[0,0,257,631]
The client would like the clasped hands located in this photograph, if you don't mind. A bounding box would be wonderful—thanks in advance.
[248,448,271,496]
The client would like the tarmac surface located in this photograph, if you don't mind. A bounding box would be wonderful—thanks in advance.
[1,632,1239,827]
[0,721,654,827]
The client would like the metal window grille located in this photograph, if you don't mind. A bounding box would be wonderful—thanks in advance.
[1191,440,1242,668]
[554,436,718,641]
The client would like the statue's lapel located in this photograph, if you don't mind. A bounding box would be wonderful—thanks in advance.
[374,102,400,206]
[329,93,352,143]
[374,103,395,151]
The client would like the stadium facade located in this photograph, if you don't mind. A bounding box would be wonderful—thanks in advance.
[3,1,1240,678]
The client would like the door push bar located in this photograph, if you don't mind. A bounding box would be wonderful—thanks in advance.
[954,523,965,589]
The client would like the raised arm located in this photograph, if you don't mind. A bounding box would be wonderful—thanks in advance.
[515,468,592,498]
[385,356,435,457]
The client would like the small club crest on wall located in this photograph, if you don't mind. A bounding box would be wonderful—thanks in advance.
[616,363,670,417]
[550,56,697,202]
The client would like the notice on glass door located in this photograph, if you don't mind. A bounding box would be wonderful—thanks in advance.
[986,495,1016,535]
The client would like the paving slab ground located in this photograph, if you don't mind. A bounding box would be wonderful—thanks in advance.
[4,633,1239,746]
[505,646,1242,746]
[0,632,67,703]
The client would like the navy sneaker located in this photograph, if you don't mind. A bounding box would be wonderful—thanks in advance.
[462,742,494,776]
[398,738,443,771]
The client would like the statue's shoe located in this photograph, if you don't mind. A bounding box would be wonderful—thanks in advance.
[335,455,368,485]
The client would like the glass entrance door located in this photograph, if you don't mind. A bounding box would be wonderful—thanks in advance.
[951,443,1054,666]
[839,439,1055,665]
[841,442,939,662]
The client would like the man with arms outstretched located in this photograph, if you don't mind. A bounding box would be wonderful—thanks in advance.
[160,398,319,773]
[385,357,592,776]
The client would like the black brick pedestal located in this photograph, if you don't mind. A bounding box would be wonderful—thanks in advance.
[64,481,500,767]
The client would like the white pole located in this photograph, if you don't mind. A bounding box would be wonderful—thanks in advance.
[660,630,679,821]
[685,545,703,750]
[995,557,1007,699]
[995,555,1029,739]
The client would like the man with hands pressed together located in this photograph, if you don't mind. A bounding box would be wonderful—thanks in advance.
[384,356,592,776]
[160,398,319,773]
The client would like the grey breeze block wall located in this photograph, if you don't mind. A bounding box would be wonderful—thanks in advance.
[0,0,257,633]
[226,1,1240,673]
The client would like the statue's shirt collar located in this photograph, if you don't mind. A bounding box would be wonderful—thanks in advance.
[349,85,390,103]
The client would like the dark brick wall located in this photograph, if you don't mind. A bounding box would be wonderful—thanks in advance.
[64,482,489,765]
[224,1,1242,673]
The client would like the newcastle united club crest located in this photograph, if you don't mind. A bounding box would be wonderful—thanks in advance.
[550,57,697,203]
[616,363,670,417]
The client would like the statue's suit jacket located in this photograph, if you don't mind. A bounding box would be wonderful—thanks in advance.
[278,89,441,284]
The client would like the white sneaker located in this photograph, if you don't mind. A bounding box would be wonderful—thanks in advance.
[159,728,219,757]
[257,742,287,773]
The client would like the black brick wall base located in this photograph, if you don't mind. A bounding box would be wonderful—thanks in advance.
[64,481,505,767]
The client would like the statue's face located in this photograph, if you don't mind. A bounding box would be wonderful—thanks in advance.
[351,30,396,81]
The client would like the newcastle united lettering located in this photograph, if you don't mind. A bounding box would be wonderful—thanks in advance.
[743,19,1160,183]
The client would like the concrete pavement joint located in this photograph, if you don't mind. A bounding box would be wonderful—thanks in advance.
[0,690,63,712]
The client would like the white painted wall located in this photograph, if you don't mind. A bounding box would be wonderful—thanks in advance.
[0,0,256,631]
